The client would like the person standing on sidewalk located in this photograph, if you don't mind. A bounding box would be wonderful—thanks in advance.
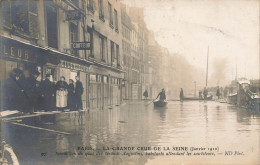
[39,74,55,111]
[75,76,84,110]
[23,70,40,114]
[1,68,23,111]
[55,76,68,111]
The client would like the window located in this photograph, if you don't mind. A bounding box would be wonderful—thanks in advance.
[110,41,114,65]
[1,0,39,38]
[116,44,120,67]
[70,22,79,56]
[71,0,79,7]
[11,1,29,34]
[98,0,104,20]
[87,27,93,58]
[45,2,58,49]
[99,36,105,61]
[1,1,11,29]
[114,9,118,31]
[108,2,113,27]
[87,0,94,12]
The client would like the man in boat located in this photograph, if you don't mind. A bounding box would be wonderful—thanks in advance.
[156,88,166,101]
[179,88,184,101]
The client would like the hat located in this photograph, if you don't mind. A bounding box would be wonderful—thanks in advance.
[31,70,40,76]
[12,68,23,77]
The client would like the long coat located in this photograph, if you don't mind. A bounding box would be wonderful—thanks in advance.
[55,81,68,108]
[67,83,75,110]
[18,76,39,113]
[1,76,24,110]
[74,80,83,110]
[75,80,83,96]
[39,79,55,111]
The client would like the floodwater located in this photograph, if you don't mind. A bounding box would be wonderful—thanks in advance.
[1,100,260,165]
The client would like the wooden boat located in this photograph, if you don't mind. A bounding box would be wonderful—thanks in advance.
[183,95,213,101]
[153,100,167,107]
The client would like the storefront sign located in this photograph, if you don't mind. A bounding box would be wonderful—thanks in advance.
[60,60,88,72]
[71,42,91,50]
[2,44,37,63]
[66,10,81,21]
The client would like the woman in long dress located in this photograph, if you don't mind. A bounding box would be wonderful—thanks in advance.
[55,76,68,111]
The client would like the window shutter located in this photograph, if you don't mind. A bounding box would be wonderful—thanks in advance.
[28,0,39,39]
[1,1,12,29]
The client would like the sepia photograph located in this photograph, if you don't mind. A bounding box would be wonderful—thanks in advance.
[0,0,259,164]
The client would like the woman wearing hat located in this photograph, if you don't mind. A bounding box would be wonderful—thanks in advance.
[55,76,68,111]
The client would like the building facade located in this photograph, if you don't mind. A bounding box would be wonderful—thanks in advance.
[0,0,124,110]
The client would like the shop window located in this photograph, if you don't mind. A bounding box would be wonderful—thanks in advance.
[45,2,58,49]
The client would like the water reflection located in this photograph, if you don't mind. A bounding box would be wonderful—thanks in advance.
[2,101,260,165]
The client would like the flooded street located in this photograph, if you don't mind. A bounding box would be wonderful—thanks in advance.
[2,100,260,165]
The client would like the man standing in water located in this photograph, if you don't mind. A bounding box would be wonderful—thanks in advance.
[180,88,184,101]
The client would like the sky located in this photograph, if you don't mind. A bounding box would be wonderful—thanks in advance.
[122,0,260,83]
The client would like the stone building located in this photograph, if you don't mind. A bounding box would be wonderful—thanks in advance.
[0,0,124,110]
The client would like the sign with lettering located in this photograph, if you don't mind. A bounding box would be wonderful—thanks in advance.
[1,44,37,63]
[71,42,91,50]
[66,10,81,21]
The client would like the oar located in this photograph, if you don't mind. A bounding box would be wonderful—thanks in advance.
[145,99,155,106]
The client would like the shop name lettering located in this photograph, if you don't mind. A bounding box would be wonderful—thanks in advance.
[71,42,91,50]
[2,45,35,62]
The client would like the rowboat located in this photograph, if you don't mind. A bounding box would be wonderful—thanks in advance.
[153,100,167,107]
[183,95,213,101]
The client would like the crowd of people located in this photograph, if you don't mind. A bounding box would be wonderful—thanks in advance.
[0,68,84,114]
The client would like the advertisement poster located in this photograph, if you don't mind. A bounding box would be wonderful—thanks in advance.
[0,0,259,165]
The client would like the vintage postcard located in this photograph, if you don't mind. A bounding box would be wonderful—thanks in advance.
[0,0,259,164]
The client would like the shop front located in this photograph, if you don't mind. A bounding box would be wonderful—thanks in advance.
[0,37,44,82]
[89,65,123,110]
